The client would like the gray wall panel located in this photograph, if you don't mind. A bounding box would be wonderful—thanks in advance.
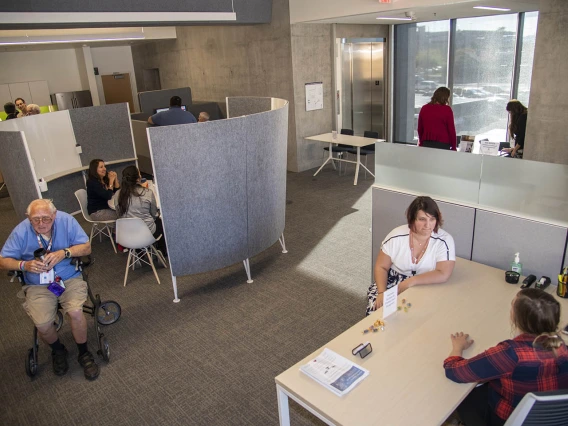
[246,103,288,257]
[227,97,272,118]
[149,120,248,276]
[139,88,192,115]
[44,172,86,215]
[472,210,567,279]
[435,200,474,261]
[69,103,135,165]
[0,132,40,220]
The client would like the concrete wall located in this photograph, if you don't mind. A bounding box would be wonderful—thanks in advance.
[131,0,297,170]
[524,0,568,165]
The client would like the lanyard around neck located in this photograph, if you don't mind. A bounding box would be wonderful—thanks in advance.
[35,223,55,252]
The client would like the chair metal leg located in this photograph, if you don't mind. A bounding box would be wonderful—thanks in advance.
[243,258,253,283]
[123,250,132,287]
[90,224,95,244]
[278,233,288,254]
[146,249,161,284]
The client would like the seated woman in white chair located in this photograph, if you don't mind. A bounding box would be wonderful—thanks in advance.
[113,166,167,257]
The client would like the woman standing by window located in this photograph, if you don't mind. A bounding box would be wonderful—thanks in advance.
[503,100,528,158]
[417,87,457,151]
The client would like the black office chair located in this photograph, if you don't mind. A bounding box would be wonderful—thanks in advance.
[345,131,379,179]
[323,128,353,174]
[504,390,568,425]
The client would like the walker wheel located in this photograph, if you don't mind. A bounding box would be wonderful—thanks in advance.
[25,348,37,377]
[99,336,110,362]
[97,301,121,325]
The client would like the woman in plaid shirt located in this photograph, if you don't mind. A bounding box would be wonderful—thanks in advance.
[444,288,568,425]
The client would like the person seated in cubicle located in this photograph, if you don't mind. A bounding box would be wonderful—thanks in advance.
[26,104,41,116]
[366,196,456,316]
[198,111,210,123]
[444,289,568,426]
[147,96,197,126]
[113,166,167,257]
[3,102,19,120]
[15,97,27,117]
[86,159,119,222]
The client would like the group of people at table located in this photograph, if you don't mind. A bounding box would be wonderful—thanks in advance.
[417,87,527,158]
[367,196,568,425]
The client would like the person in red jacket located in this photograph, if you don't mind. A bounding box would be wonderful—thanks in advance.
[417,87,457,150]
[444,288,568,426]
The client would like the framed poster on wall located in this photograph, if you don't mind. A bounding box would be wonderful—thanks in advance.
[305,82,323,111]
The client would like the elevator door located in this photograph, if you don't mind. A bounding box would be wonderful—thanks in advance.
[340,40,385,137]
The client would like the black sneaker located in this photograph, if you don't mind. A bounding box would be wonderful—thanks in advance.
[77,351,100,381]
[52,347,69,376]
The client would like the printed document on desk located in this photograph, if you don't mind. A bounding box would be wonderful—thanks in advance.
[300,348,369,396]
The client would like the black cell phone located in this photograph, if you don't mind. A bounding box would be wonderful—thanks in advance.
[520,275,536,289]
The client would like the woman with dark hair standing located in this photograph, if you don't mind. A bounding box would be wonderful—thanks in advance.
[86,159,119,222]
[444,289,568,426]
[367,196,456,315]
[502,100,528,158]
[113,166,167,257]
[417,87,457,150]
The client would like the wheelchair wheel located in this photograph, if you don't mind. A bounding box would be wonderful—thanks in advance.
[55,310,64,332]
[25,348,38,377]
[97,301,121,325]
[99,336,110,362]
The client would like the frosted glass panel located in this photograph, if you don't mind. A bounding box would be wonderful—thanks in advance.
[374,142,482,203]
[479,156,568,224]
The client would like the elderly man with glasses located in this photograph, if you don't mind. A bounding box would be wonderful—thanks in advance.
[0,199,99,380]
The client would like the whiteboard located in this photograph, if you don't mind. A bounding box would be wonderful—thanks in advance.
[0,110,81,179]
[305,82,323,111]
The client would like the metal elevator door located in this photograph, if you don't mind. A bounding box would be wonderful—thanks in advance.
[340,40,385,137]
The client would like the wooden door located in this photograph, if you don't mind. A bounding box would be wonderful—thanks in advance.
[101,73,135,113]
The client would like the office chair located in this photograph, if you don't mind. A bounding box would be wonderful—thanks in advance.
[345,130,378,179]
[504,390,568,425]
[323,128,353,174]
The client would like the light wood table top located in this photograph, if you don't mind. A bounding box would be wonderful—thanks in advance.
[306,133,384,148]
[275,258,568,426]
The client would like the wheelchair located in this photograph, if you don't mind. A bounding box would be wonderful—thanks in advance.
[9,256,121,378]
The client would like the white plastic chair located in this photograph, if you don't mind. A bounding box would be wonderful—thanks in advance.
[115,218,168,286]
[74,189,117,253]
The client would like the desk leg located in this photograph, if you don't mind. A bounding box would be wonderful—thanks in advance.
[277,385,291,426]
[354,147,361,185]
[314,142,333,177]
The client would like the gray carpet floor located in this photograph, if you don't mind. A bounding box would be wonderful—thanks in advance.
[0,166,375,425]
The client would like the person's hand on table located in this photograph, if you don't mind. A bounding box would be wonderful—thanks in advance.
[449,331,474,357]
[398,278,413,294]
[502,147,513,153]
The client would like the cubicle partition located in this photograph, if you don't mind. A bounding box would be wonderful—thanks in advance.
[0,103,137,216]
[372,142,568,281]
[138,87,192,114]
[148,97,289,302]
[226,97,273,118]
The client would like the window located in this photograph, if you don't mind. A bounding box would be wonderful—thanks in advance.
[516,12,538,106]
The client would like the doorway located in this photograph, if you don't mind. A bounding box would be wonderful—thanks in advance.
[101,73,135,113]
[337,38,386,137]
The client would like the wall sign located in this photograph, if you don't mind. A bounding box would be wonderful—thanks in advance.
[305,82,323,112]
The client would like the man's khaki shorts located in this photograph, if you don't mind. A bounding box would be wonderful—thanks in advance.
[22,277,88,328]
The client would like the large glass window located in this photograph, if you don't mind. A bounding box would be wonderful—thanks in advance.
[517,11,538,106]
[393,21,449,144]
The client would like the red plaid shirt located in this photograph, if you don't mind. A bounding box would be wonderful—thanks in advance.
[444,333,568,421]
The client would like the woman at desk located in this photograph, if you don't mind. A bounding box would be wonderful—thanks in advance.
[417,87,457,151]
[86,159,119,222]
[502,100,527,158]
[444,289,568,426]
[114,166,167,257]
[366,196,456,316]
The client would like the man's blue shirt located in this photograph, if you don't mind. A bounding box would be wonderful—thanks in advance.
[0,211,89,285]
[150,106,197,126]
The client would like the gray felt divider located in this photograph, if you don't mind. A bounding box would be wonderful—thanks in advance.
[139,87,192,114]
[226,97,272,118]
[0,132,41,220]
[69,103,135,166]
[44,172,86,215]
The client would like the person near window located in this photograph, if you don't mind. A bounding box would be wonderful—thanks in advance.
[366,196,456,316]
[86,159,119,222]
[444,289,568,426]
[502,100,527,158]
[417,87,457,150]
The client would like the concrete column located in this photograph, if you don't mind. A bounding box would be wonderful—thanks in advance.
[80,46,101,106]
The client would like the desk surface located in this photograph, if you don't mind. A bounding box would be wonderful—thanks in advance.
[306,133,384,148]
[275,258,568,426]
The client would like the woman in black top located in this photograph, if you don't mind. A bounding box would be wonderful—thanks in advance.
[86,159,119,221]
[503,100,527,158]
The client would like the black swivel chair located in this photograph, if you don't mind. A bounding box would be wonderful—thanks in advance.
[504,390,568,425]
[345,131,378,179]
[323,128,353,174]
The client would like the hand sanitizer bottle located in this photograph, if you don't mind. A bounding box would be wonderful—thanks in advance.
[511,253,522,275]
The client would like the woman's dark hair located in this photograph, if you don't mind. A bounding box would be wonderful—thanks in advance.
[406,196,443,233]
[116,166,144,217]
[513,288,564,353]
[430,87,451,105]
[506,99,528,140]
[88,159,109,186]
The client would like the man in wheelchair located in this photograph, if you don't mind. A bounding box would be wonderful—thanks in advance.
[0,199,99,380]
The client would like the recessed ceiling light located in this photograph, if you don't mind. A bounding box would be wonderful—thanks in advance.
[376,17,413,21]
[473,6,511,12]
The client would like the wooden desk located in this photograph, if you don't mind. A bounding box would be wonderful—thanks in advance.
[306,133,385,185]
[275,258,568,426]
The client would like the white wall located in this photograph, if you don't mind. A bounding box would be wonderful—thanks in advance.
[0,48,87,95]
[90,46,140,112]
